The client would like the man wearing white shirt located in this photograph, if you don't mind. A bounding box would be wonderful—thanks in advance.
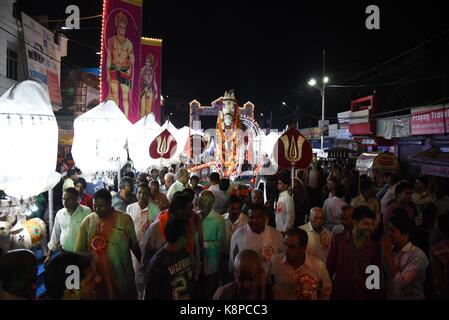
[45,188,91,266]
[166,169,189,203]
[223,196,248,254]
[198,190,226,299]
[126,184,160,296]
[160,172,175,195]
[299,207,332,263]
[269,228,332,300]
[323,184,347,231]
[62,168,79,194]
[207,172,221,193]
[229,204,284,275]
[381,209,428,300]
[208,173,229,214]
[380,173,400,214]
[276,176,295,235]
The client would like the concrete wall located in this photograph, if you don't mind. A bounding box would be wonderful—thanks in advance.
[0,0,25,95]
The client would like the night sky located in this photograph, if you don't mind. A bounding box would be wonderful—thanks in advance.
[17,0,449,129]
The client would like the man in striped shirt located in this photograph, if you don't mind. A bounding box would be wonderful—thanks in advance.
[269,228,332,300]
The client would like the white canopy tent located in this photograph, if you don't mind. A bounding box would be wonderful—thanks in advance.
[127,113,162,171]
[152,121,190,167]
[262,131,281,159]
[127,119,191,170]
[71,100,131,175]
[0,80,60,199]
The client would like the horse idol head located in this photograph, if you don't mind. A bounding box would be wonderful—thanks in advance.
[222,90,236,128]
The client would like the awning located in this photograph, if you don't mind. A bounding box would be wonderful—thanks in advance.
[355,152,399,173]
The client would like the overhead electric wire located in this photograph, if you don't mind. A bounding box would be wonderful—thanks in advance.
[328,75,449,89]
[40,14,102,23]
[343,39,449,87]
[338,27,449,84]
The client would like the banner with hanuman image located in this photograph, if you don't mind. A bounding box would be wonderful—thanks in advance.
[139,37,162,124]
[100,0,142,123]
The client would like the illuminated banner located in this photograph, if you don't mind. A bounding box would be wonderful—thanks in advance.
[139,37,162,124]
[21,13,66,106]
[100,0,142,123]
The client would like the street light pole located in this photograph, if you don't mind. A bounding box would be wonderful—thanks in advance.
[308,76,328,152]
[321,86,325,151]
[321,49,326,151]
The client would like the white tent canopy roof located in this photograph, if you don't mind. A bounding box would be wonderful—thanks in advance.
[128,112,162,171]
[72,100,131,174]
[0,80,60,198]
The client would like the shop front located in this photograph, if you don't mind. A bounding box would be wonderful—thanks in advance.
[355,152,400,189]
[409,136,449,179]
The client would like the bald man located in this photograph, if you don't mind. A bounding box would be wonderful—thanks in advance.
[213,249,267,300]
[251,189,264,205]
[299,207,332,263]
[0,249,37,300]
[166,169,189,203]
[198,190,226,299]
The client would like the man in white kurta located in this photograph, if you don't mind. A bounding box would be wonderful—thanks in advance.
[299,207,332,263]
[276,177,295,234]
[229,204,284,275]
[126,184,160,296]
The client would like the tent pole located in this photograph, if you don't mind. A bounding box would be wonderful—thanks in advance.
[48,188,54,235]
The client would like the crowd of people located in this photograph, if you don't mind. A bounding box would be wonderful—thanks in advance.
[1,160,449,300]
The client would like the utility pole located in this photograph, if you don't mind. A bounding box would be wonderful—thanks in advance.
[321,49,326,151]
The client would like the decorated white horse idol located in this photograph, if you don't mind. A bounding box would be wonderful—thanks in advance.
[216,90,240,177]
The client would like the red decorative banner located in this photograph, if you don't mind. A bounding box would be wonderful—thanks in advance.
[139,38,162,124]
[411,106,445,135]
[275,126,313,169]
[100,0,142,123]
[149,129,177,159]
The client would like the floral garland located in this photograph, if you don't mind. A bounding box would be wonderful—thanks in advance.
[216,102,239,176]
[295,273,318,300]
